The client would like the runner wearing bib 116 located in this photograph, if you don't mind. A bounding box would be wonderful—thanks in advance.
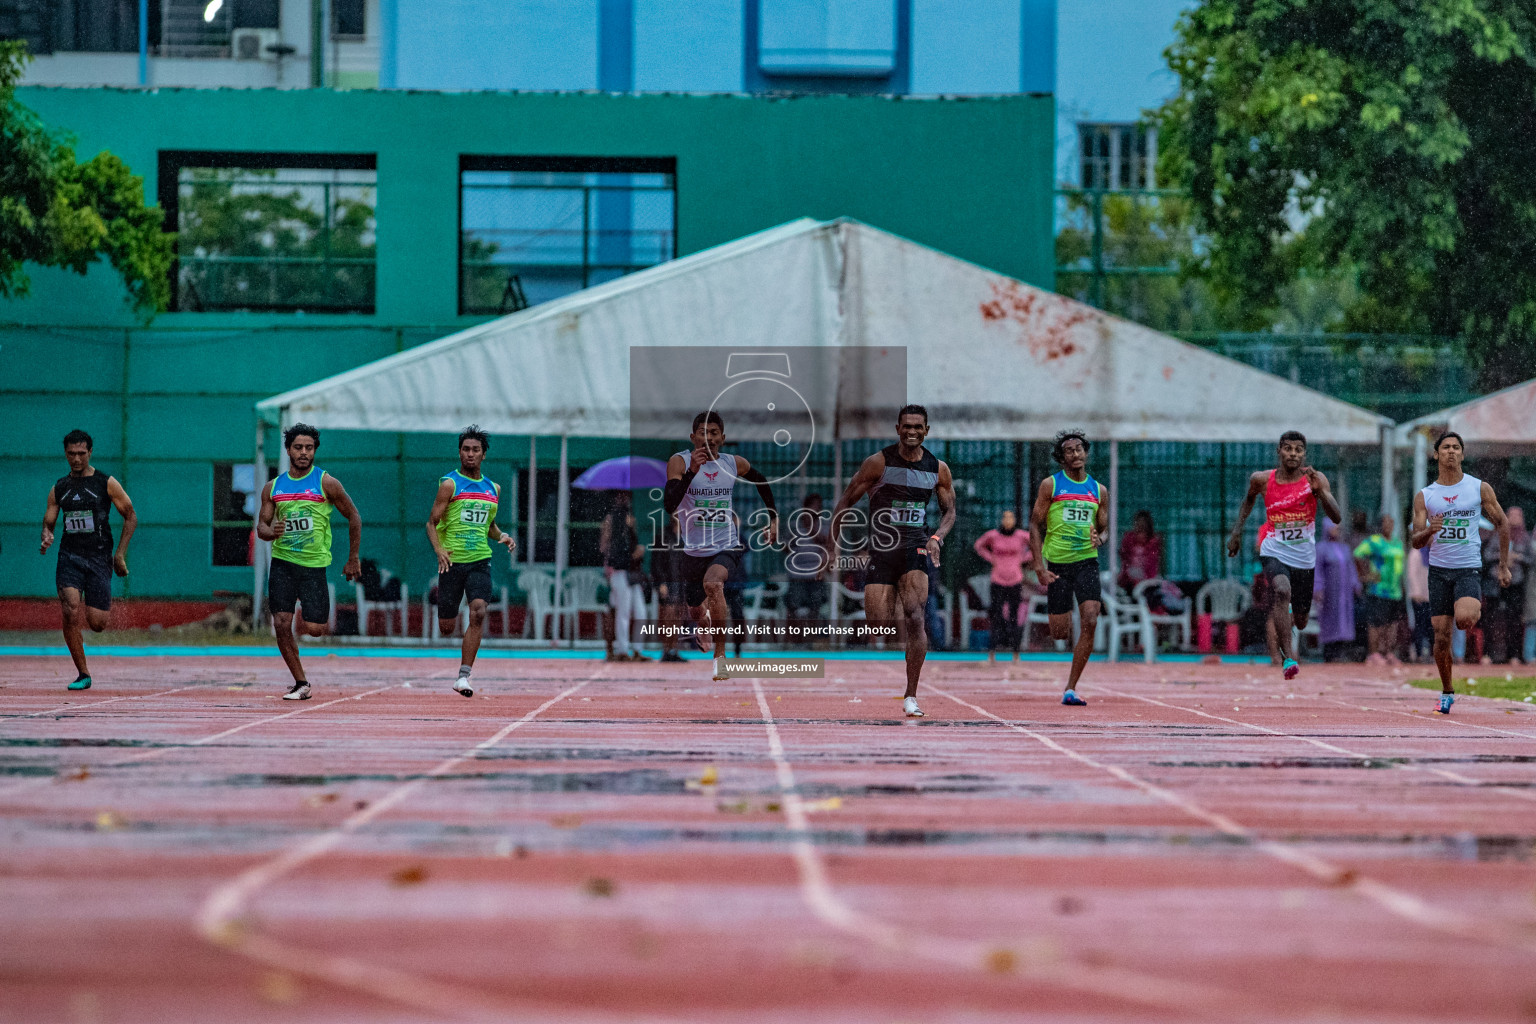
[1410,430,1511,714]
[1227,430,1341,681]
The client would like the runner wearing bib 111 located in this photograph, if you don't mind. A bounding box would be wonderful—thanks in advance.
[1410,430,1511,714]
[1227,430,1341,681]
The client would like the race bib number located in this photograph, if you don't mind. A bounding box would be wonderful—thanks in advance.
[459,506,490,526]
[1278,527,1308,543]
[285,514,314,533]
[890,500,927,527]
[1063,505,1093,524]
[62,510,94,534]
[694,499,731,524]
[1437,520,1472,543]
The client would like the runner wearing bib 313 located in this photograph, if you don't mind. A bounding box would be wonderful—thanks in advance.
[1030,430,1108,706]
[1227,430,1341,681]
[1410,431,1511,714]
[427,425,516,697]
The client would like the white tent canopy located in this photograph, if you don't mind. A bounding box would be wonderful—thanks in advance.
[253,218,1392,629]
[1394,376,1536,493]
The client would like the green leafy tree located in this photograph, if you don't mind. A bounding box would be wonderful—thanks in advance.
[0,42,172,314]
[1159,0,1536,387]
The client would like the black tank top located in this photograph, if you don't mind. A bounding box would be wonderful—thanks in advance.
[54,470,114,557]
[869,444,939,549]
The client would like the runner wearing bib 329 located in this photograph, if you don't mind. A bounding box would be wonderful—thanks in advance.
[1228,430,1341,681]
[1410,431,1511,714]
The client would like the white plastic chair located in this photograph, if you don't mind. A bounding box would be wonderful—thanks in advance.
[1195,578,1252,625]
[1025,592,1059,650]
[834,582,867,622]
[557,568,607,642]
[1133,577,1192,650]
[1101,583,1154,663]
[517,569,556,640]
[743,581,786,623]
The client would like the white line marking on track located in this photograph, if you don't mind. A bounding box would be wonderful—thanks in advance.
[1327,683,1536,740]
[192,667,679,1024]
[925,682,1536,955]
[1101,686,1536,803]
[0,684,205,723]
[750,679,1244,1017]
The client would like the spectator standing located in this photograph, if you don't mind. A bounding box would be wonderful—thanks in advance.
[973,509,1032,661]
[1314,522,1360,662]
[1406,542,1432,663]
[600,492,651,662]
[1499,507,1527,662]
[1117,510,1162,592]
[1353,514,1404,664]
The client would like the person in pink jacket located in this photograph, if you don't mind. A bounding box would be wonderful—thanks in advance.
[974,509,1033,660]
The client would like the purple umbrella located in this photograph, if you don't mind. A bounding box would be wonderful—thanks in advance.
[571,456,670,491]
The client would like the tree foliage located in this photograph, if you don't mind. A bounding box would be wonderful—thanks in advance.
[0,42,172,315]
[1159,0,1536,387]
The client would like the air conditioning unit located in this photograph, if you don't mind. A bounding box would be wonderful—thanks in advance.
[231,28,280,61]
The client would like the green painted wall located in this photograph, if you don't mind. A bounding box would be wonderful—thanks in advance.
[0,88,1054,601]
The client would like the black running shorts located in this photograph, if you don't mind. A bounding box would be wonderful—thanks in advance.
[437,558,493,617]
[57,549,112,611]
[268,556,331,621]
[865,544,932,588]
[1427,565,1481,619]
[674,547,743,608]
[1260,556,1315,624]
[1046,556,1102,615]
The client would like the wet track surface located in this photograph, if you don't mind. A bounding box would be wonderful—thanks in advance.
[2,654,1535,1023]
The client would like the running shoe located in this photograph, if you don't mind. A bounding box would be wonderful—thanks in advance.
[67,675,91,691]
[1282,659,1300,680]
[903,696,925,717]
[1437,692,1455,715]
[282,681,312,701]
[711,657,729,682]
[1061,689,1087,706]
[452,675,474,698]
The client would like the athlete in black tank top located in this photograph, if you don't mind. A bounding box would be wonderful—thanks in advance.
[40,430,137,690]
[832,406,956,717]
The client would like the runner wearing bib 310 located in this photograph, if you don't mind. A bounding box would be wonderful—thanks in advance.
[257,423,363,701]
[1030,430,1108,706]
[427,425,516,698]
[1227,430,1341,681]
[1410,430,1511,714]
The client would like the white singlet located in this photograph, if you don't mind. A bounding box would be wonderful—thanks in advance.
[1421,474,1484,569]
[673,451,739,557]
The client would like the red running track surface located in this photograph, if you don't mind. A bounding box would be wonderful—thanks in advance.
[2,654,1535,1023]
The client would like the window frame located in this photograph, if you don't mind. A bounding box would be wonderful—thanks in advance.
[456,155,678,317]
[158,150,378,314]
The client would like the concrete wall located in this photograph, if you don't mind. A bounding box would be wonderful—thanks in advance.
[0,87,1054,601]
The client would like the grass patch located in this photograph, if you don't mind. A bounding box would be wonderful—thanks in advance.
[1408,676,1536,703]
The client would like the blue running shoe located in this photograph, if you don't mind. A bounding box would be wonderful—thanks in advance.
[1062,689,1087,706]
[67,675,91,691]
[1437,692,1454,714]
[1282,659,1299,680]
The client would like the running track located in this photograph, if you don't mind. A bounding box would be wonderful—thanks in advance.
[2,654,1534,1023]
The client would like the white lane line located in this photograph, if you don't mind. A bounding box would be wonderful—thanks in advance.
[925,682,1536,956]
[750,679,1242,1017]
[1101,686,1536,803]
[194,669,656,1024]
[0,684,205,723]
[0,681,411,801]
[1324,695,1536,739]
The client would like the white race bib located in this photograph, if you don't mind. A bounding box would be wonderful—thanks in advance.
[63,510,94,534]
[285,514,314,533]
[1063,506,1093,524]
[459,507,490,526]
[890,500,927,527]
[694,499,731,524]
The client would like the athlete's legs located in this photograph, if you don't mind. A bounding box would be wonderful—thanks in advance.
[271,612,307,682]
[57,586,90,677]
[460,598,487,668]
[699,564,732,658]
[1269,574,1296,662]
[1066,601,1099,691]
[1453,597,1481,633]
[894,570,930,698]
[1048,612,1073,643]
[1432,615,1456,693]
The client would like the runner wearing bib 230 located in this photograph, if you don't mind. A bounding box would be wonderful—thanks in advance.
[1227,430,1341,681]
[1410,431,1511,714]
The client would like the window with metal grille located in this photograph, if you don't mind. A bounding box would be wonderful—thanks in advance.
[1077,122,1157,190]
[161,151,376,313]
[459,156,676,315]
[331,0,363,39]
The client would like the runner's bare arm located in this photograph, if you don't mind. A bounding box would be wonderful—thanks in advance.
[40,484,59,554]
[107,477,136,575]
[1482,481,1512,587]
[1029,477,1057,584]
[324,475,364,582]
[1306,467,1343,523]
[426,478,456,573]
[1409,490,1438,549]
[1091,481,1109,547]
[255,481,281,542]
[927,462,956,567]
[1226,472,1267,557]
[830,452,885,551]
[488,520,516,552]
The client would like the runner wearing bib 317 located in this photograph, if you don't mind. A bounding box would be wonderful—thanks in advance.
[1227,430,1341,681]
[1410,430,1511,714]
